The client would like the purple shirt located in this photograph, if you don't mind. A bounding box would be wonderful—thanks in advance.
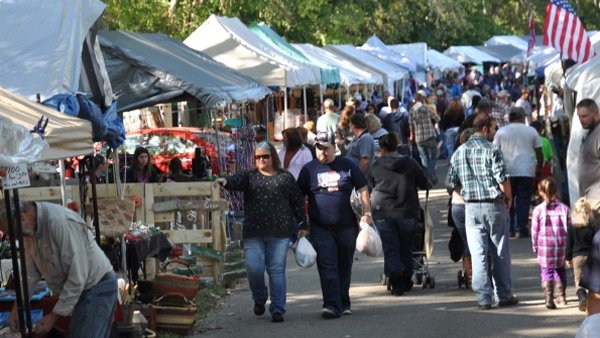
[531,201,570,268]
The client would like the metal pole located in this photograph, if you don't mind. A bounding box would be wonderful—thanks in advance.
[303,86,308,125]
[283,89,288,130]
[319,86,324,116]
[89,156,101,244]
[59,159,67,206]
[338,87,342,109]
[12,189,33,336]
[5,190,33,336]
[266,96,271,142]
[212,109,223,177]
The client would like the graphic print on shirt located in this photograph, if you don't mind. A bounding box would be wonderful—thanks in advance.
[317,171,342,192]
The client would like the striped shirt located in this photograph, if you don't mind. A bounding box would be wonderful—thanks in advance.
[531,201,570,268]
[409,103,439,142]
[447,135,507,202]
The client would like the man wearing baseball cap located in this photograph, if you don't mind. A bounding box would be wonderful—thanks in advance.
[297,131,372,319]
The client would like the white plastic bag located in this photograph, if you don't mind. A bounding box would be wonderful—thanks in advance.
[355,221,382,257]
[294,237,317,268]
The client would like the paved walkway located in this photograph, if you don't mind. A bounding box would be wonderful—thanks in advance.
[191,162,586,338]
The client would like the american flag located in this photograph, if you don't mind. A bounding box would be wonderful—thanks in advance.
[527,12,536,56]
[543,0,595,64]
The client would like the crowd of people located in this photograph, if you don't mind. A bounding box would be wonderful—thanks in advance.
[211,67,600,327]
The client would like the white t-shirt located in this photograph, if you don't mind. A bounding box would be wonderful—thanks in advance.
[278,146,313,180]
[493,123,542,177]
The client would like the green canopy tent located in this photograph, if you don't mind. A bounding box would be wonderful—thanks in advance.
[250,22,340,115]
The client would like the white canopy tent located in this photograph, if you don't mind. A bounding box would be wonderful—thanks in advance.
[0,88,93,161]
[360,36,417,72]
[387,42,428,84]
[427,49,463,72]
[325,45,408,95]
[485,35,530,51]
[443,46,501,64]
[184,15,321,88]
[293,43,384,87]
[0,0,107,102]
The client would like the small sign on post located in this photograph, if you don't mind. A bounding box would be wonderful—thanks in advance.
[2,164,31,190]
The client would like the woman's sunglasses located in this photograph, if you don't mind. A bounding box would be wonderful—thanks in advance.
[254,154,271,160]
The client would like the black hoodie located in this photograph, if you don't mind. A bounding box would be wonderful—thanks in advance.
[368,154,430,220]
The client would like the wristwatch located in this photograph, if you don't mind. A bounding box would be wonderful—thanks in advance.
[363,212,372,217]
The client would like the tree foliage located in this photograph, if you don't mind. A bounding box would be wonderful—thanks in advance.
[102,0,600,49]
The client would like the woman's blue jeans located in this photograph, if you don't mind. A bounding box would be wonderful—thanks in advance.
[69,273,117,338]
[374,217,418,285]
[244,237,289,315]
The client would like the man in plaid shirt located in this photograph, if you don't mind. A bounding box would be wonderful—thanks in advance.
[447,113,518,310]
[409,93,440,183]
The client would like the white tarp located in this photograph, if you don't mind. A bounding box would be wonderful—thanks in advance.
[443,46,501,64]
[485,35,530,51]
[293,44,383,87]
[360,36,417,72]
[0,0,106,101]
[426,49,463,72]
[0,88,93,161]
[388,43,428,71]
[184,15,321,87]
[325,45,408,92]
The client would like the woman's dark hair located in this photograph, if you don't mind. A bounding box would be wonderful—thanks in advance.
[282,128,304,150]
[132,146,152,181]
[379,132,399,153]
[366,103,376,113]
[444,99,465,122]
[168,157,184,175]
[339,105,355,130]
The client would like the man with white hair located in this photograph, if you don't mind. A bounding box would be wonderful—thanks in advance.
[316,98,340,137]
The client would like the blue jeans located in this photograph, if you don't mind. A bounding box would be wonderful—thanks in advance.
[465,201,513,306]
[451,203,469,256]
[69,272,117,338]
[374,217,418,287]
[444,127,459,160]
[509,177,534,234]
[310,225,358,315]
[416,137,439,181]
[244,237,289,315]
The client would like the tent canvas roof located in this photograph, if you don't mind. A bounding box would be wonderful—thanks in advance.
[0,88,93,160]
[475,45,523,62]
[0,0,106,101]
[184,15,321,87]
[443,46,501,64]
[485,35,530,51]
[325,45,408,91]
[426,49,462,71]
[293,44,383,87]
[360,36,417,72]
[249,23,340,85]
[388,43,428,71]
[98,31,271,111]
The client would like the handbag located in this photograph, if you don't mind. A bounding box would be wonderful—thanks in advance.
[86,198,135,237]
[153,259,201,299]
[154,292,197,334]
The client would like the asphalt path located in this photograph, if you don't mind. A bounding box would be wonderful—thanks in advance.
[191,162,585,338]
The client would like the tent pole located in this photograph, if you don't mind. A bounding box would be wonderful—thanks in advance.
[212,109,223,177]
[319,85,324,116]
[266,96,270,142]
[284,88,288,130]
[303,86,308,125]
[59,159,67,206]
[338,87,342,108]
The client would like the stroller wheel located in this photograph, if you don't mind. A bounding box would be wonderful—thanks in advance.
[413,272,423,285]
[429,277,435,289]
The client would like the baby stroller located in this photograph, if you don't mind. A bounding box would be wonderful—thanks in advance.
[380,190,435,289]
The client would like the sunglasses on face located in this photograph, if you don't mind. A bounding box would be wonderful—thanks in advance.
[254,154,271,160]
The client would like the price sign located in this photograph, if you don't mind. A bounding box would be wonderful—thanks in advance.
[2,164,31,190]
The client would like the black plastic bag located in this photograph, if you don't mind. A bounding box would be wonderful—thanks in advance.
[449,227,463,262]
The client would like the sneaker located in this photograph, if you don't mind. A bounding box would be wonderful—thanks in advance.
[498,295,519,307]
[515,232,530,239]
[271,313,284,322]
[478,304,492,311]
[509,231,516,238]
[321,308,339,319]
[254,303,265,316]
[342,308,352,315]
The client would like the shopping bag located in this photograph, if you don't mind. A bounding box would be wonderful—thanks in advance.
[448,227,463,262]
[350,188,363,217]
[355,221,382,257]
[294,237,317,268]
